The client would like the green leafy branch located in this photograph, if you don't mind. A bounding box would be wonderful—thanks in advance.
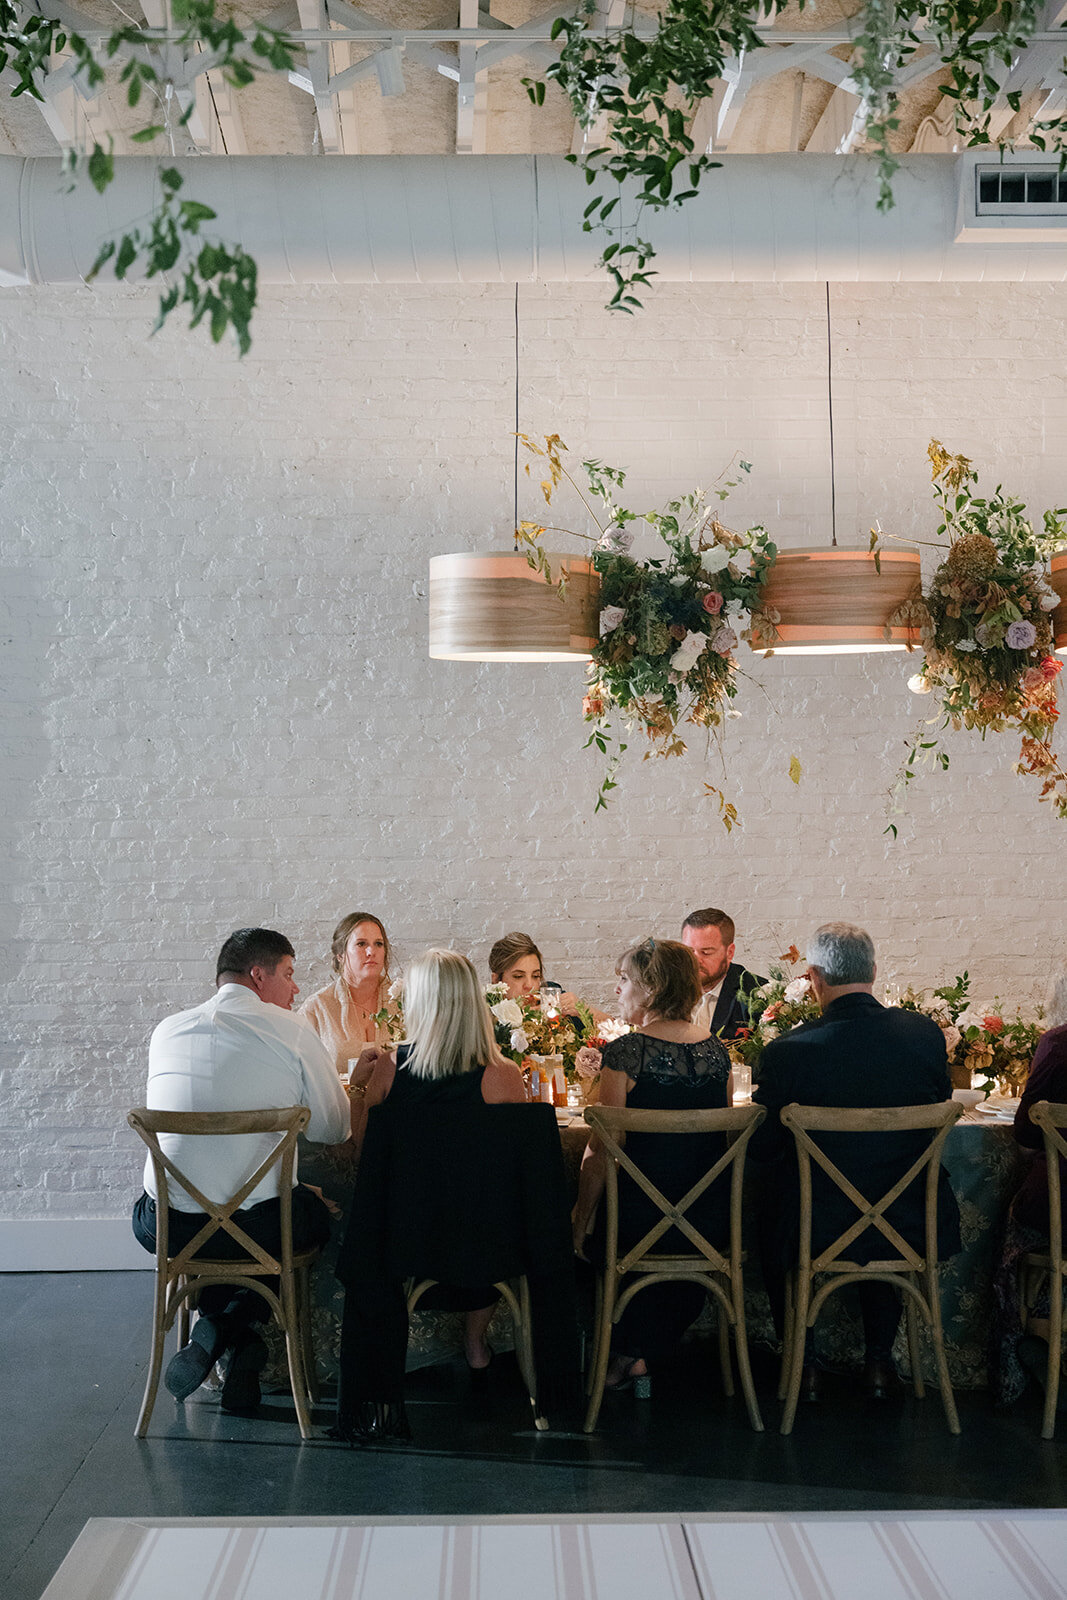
[1,0,297,353]
[89,167,257,354]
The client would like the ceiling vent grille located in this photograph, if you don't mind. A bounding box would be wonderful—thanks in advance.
[977,165,1067,213]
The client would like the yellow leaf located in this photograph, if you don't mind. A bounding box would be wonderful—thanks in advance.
[788,754,802,785]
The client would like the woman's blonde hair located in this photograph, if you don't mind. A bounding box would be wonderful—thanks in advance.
[403,948,496,1080]
[330,912,391,980]
[620,938,702,1022]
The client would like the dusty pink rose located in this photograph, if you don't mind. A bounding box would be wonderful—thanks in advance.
[574,1046,602,1082]
[702,591,724,616]
[1022,666,1045,692]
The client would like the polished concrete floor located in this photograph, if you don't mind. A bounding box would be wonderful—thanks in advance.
[3,1272,1066,1600]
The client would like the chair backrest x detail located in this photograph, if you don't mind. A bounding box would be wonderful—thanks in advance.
[780,1101,962,1275]
[127,1106,311,1279]
[583,1104,765,1277]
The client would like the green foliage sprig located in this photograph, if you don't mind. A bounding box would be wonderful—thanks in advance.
[525,0,1067,310]
[0,0,296,352]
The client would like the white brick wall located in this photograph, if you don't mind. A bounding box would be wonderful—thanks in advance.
[2,278,1066,1236]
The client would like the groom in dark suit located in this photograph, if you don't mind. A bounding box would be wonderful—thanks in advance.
[681,907,765,1041]
[751,921,960,1400]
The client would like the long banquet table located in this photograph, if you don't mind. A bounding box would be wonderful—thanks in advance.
[286,1106,1025,1395]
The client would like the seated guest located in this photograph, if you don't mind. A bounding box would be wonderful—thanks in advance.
[752,921,960,1400]
[681,907,766,1041]
[335,950,577,1438]
[571,938,732,1396]
[1013,974,1067,1235]
[301,912,400,1073]
[488,930,599,1022]
[132,928,351,1412]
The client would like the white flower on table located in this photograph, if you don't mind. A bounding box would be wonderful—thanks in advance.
[941,1025,961,1058]
[600,604,626,636]
[783,976,812,1002]
[491,998,525,1028]
[670,631,708,673]
[510,1028,530,1052]
[701,546,731,575]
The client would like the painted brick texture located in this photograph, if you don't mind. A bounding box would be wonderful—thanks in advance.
[2,279,1065,1220]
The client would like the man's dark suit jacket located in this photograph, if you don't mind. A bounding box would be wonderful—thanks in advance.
[751,992,961,1266]
[711,962,766,1041]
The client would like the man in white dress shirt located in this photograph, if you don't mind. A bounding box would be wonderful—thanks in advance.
[132,927,351,1413]
[681,907,765,1042]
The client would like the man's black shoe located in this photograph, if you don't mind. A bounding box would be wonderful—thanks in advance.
[164,1315,228,1402]
[220,1332,269,1413]
[863,1359,899,1401]
[800,1364,822,1403]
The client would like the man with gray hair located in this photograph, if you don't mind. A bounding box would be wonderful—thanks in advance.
[752,921,960,1402]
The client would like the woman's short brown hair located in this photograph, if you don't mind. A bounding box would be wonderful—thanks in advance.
[620,938,701,1022]
[330,912,391,978]
[488,931,543,983]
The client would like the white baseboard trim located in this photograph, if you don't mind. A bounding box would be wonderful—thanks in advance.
[0,1218,153,1271]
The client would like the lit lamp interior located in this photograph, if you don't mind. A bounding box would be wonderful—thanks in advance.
[1050,550,1067,655]
[429,553,599,662]
[751,547,921,655]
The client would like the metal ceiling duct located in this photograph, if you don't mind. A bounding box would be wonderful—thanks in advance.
[4,153,1067,289]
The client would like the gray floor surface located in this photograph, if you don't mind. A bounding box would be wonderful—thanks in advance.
[3,1272,1065,1600]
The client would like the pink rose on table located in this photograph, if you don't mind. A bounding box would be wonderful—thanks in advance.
[1005,619,1037,650]
[1022,666,1046,692]
[574,1046,602,1082]
[600,604,626,636]
[982,1014,1005,1035]
[1041,656,1063,681]
[702,591,724,615]
[710,625,738,656]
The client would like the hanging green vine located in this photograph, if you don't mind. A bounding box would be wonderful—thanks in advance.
[0,0,295,353]
[526,0,1067,310]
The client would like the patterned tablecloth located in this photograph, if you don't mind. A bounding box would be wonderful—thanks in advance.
[288,1114,1024,1395]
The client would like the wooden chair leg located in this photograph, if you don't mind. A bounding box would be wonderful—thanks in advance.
[279,1269,314,1440]
[134,1268,172,1439]
[1042,1267,1064,1441]
[780,1269,810,1436]
[583,1269,617,1434]
[516,1277,549,1431]
[717,1295,735,1397]
[729,1273,763,1433]
[297,1264,319,1404]
[905,1281,925,1399]
[778,1273,795,1402]
[924,1264,960,1436]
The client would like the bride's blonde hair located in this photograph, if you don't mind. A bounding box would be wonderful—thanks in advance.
[403,949,496,1080]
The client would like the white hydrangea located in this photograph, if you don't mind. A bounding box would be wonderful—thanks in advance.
[700,546,731,575]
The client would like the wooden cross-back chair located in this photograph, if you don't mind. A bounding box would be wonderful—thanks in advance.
[581,1102,766,1435]
[1019,1100,1067,1440]
[127,1106,320,1439]
[779,1100,963,1436]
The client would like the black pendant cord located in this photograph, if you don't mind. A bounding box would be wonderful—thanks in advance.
[826,281,837,548]
[513,282,520,549]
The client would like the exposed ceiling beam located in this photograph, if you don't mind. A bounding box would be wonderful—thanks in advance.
[456,0,488,155]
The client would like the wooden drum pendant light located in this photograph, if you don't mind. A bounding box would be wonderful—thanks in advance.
[1050,550,1067,653]
[429,553,599,661]
[754,546,922,654]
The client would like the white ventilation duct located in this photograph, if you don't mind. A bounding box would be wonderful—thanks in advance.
[3,152,1067,288]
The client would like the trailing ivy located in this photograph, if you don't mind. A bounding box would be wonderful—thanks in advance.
[0,0,295,353]
[526,0,1067,309]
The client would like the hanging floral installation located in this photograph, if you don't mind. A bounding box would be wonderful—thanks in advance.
[515,435,795,825]
[881,441,1067,832]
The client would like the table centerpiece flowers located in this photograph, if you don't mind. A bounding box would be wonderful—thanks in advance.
[516,434,783,825]
[729,945,819,1073]
[896,971,1044,1095]
[485,984,600,1085]
[884,441,1067,827]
